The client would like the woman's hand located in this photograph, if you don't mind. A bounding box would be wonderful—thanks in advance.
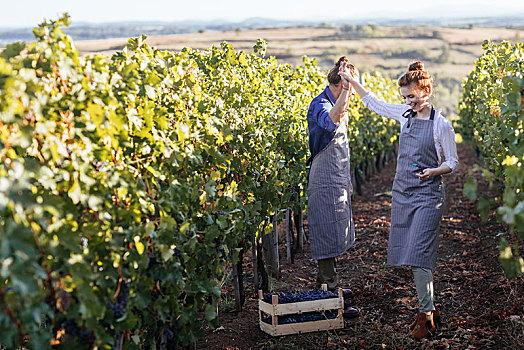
[418,164,452,181]
[418,168,437,181]
[338,62,368,99]
[339,70,356,85]
[339,62,357,83]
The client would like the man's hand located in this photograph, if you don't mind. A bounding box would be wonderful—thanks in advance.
[339,62,357,82]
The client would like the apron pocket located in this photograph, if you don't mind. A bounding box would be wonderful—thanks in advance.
[334,186,351,222]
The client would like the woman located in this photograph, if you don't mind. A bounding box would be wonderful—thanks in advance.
[306,56,359,318]
[339,61,458,338]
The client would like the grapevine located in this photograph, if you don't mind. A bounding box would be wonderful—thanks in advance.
[0,14,400,348]
[458,40,524,278]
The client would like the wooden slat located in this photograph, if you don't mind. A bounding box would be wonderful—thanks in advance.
[260,316,344,336]
[259,319,276,336]
[258,300,273,315]
[273,298,343,316]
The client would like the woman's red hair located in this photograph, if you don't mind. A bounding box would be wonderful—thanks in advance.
[398,61,433,95]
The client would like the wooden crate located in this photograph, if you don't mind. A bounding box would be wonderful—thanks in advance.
[258,284,344,336]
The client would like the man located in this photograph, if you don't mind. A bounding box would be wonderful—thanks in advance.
[306,56,359,319]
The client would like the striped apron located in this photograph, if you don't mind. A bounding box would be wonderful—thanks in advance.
[308,107,355,260]
[387,108,445,270]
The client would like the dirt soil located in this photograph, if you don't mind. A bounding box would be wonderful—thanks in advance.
[196,143,524,350]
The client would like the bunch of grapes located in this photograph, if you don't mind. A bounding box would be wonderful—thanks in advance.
[54,317,93,341]
[262,289,338,304]
[109,281,129,320]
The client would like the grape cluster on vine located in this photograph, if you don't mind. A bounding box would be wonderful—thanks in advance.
[109,281,129,320]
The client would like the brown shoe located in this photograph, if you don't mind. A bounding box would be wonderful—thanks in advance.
[411,311,437,339]
[410,309,441,331]
[432,309,441,328]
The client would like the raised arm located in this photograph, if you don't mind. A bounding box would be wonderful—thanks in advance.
[339,69,409,121]
[328,82,351,124]
[341,71,369,99]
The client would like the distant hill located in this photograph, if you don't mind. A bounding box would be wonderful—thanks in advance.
[1,15,523,46]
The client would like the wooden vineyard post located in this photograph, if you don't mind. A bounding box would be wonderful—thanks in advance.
[297,210,305,253]
[286,208,292,263]
[352,167,362,196]
[262,213,280,278]
[377,150,385,171]
[252,233,259,290]
[261,218,272,277]
[272,213,280,277]
[232,249,245,311]
[232,263,241,311]
[257,219,270,292]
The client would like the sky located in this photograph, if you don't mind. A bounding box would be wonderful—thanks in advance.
[1,0,523,28]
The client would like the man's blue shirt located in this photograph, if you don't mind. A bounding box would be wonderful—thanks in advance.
[307,86,339,164]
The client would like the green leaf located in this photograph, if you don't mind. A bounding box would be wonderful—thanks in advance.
[463,177,478,201]
[68,180,82,204]
[145,85,156,99]
[0,42,26,60]
[498,237,524,279]
[477,196,490,222]
[134,236,145,255]
[204,304,217,322]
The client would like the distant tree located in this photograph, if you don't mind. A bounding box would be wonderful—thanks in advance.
[432,30,443,39]
[437,44,451,64]
[341,24,355,32]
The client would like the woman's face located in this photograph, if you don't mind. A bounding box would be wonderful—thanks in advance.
[400,83,430,112]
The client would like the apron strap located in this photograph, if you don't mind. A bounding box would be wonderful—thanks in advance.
[401,109,415,118]
[401,107,435,127]
[402,109,416,128]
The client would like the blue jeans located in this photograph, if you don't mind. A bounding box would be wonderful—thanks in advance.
[412,267,435,312]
